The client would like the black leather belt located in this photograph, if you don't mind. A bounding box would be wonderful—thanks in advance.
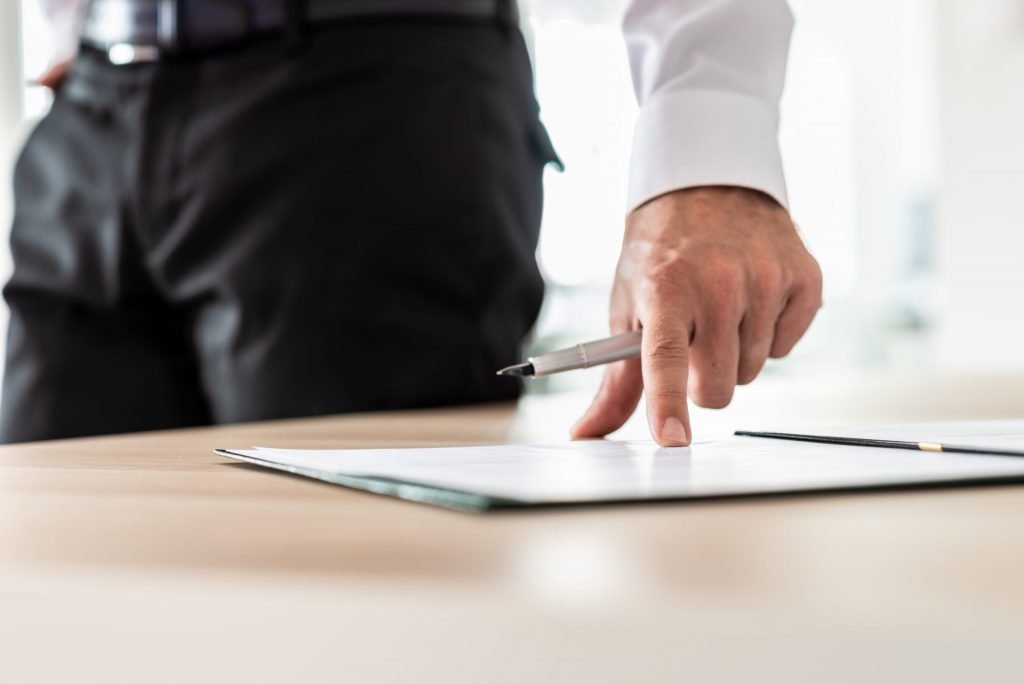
[82,0,515,63]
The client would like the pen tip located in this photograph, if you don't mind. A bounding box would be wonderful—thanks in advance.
[496,362,535,378]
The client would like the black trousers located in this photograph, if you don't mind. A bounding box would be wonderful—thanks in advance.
[1,17,557,442]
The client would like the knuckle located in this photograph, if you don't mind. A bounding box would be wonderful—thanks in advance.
[689,365,736,407]
[643,260,687,299]
[752,260,785,300]
[646,337,689,364]
[703,257,744,296]
[649,386,688,411]
[799,291,824,318]
[691,382,734,409]
[737,358,764,386]
[769,340,794,359]
[803,257,825,293]
[650,384,686,401]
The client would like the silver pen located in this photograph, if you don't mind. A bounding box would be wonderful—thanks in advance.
[497,330,643,378]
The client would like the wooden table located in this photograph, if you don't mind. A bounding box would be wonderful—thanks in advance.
[3,371,1024,683]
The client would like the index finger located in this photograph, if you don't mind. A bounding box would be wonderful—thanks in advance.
[640,305,693,447]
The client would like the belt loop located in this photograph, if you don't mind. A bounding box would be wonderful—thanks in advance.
[156,0,182,51]
[284,0,308,53]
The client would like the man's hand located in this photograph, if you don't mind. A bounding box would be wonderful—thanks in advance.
[571,186,823,447]
[34,60,74,91]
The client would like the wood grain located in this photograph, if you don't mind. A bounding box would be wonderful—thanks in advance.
[3,371,1024,683]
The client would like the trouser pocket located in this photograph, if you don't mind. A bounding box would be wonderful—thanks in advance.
[528,117,564,171]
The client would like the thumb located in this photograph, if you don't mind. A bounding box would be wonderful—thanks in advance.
[571,356,643,439]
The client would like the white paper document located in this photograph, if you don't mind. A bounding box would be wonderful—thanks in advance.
[216,420,1024,511]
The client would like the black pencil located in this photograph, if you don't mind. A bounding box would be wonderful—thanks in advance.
[734,430,1024,458]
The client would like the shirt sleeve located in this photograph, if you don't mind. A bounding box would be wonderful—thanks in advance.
[40,0,87,63]
[623,0,795,212]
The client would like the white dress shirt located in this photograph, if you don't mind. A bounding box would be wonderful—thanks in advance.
[42,0,793,212]
[41,0,87,64]
[623,0,793,212]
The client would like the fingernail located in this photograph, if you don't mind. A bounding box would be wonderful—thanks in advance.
[660,417,689,446]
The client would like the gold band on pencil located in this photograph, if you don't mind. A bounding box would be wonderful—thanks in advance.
[918,442,944,453]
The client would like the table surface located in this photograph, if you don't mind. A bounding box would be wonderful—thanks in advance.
[4,369,1024,683]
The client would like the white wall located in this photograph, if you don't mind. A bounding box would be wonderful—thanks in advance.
[1,0,24,224]
[4,0,1023,385]
[0,1,25,392]
[934,0,1024,369]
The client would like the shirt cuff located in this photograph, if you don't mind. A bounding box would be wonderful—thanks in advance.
[627,88,789,213]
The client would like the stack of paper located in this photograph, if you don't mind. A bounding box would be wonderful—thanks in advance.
[217,421,1024,512]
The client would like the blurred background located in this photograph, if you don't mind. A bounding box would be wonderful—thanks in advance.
[2,0,1024,401]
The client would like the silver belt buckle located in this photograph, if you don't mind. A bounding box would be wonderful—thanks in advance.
[107,43,162,65]
[104,0,179,64]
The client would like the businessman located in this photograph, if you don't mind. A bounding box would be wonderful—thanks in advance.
[3,0,820,445]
